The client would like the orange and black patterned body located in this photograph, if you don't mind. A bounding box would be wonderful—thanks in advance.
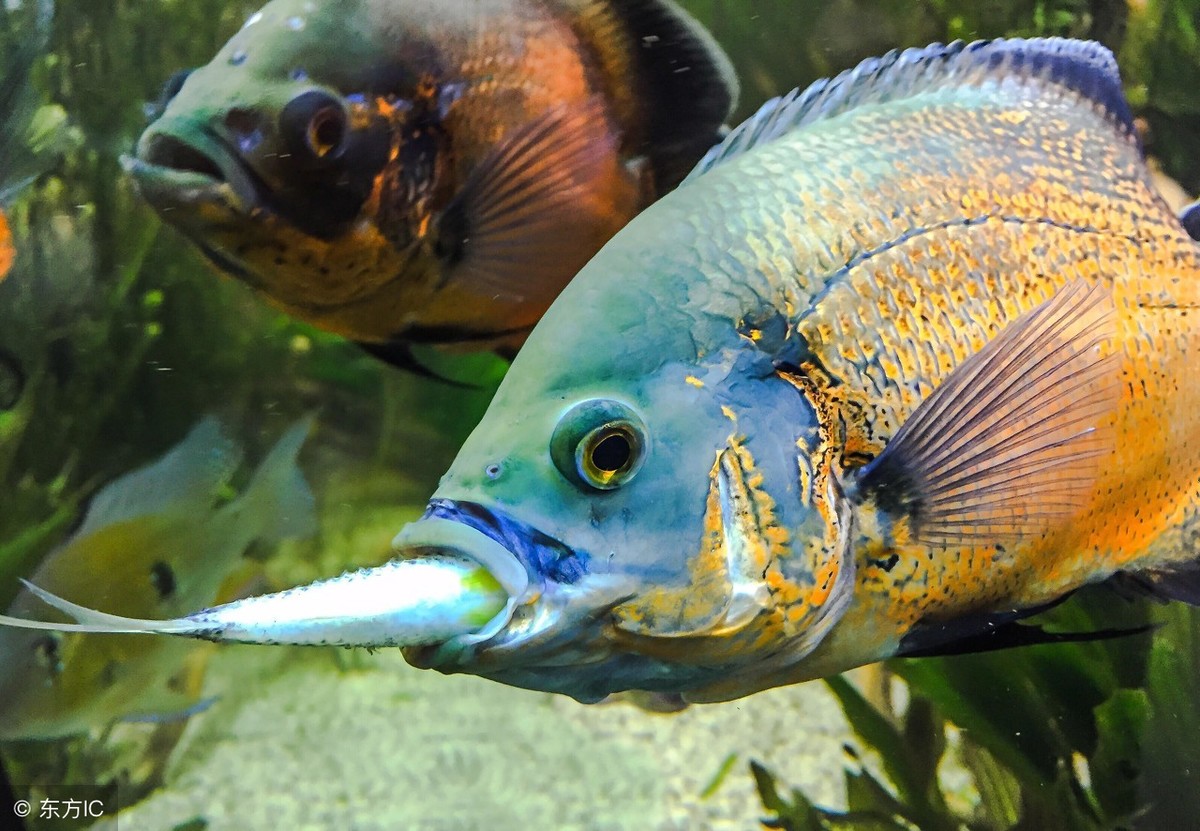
[380,40,1200,704]
[128,0,735,357]
[635,41,1200,697]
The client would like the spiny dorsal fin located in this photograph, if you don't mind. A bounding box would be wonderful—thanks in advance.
[687,38,1134,182]
[853,279,1120,546]
[75,418,241,538]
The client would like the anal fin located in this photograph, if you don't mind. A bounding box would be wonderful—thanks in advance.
[898,618,1157,658]
[1106,566,1200,607]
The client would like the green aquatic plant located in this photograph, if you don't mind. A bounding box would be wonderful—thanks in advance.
[750,591,1170,830]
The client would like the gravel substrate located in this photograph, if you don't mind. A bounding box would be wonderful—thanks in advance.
[100,644,851,830]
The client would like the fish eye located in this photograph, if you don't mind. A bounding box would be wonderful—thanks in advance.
[551,400,647,491]
[147,68,193,120]
[150,561,176,600]
[33,634,63,676]
[280,90,348,164]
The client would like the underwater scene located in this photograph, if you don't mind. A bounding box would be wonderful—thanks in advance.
[1,0,1200,829]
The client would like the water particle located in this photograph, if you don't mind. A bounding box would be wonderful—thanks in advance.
[286,15,306,31]
[229,49,247,66]
[243,10,263,27]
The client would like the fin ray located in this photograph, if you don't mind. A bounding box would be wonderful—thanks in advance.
[76,417,241,537]
[688,38,1134,182]
[439,97,625,305]
[855,279,1120,544]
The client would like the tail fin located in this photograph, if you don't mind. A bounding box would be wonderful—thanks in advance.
[230,417,317,544]
[0,579,200,635]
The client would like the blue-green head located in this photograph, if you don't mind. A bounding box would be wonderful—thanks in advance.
[392,197,849,703]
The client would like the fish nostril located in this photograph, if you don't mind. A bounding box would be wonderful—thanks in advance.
[141,134,225,182]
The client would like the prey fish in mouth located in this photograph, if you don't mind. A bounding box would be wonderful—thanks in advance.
[8,38,1200,706]
[126,0,737,369]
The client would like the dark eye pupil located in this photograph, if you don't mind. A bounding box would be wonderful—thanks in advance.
[281,91,348,163]
[591,432,631,473]
[34,635,61,674]
[310,108,344,154]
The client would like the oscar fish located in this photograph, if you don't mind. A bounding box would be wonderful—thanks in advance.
[126,0,736,367]
[0,418,314,739]
[7,39,1200,707]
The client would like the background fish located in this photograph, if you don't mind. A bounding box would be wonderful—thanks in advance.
[0,417,314,740]
[126,0,737,368]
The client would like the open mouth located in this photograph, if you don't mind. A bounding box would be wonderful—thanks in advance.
[390,499,603,667]
[123,128,267,216]
[392,511,532,603]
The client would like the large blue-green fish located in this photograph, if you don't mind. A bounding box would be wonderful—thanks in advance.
[5,39,1200,706]
[0,418,314,739]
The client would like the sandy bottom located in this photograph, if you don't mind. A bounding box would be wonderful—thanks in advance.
[98,643,851,831]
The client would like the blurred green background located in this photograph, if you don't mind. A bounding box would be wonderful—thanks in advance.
[0,1,1197,829]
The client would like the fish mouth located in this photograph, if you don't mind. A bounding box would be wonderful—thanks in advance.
[391,499,641,699]
[123,126,268,219]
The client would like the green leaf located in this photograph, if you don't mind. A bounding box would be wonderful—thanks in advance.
[1089,689,1149,819]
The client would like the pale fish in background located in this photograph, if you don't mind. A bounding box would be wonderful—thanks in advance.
[0,417,314,740]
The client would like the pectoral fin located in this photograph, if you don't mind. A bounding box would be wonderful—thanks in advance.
[853,279,1120,545]
[436,97,629,306]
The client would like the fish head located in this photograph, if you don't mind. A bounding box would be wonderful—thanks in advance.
[127,0,461,339]
[0,620,75,738]
[0,609,171,740]
[394,242,854,703]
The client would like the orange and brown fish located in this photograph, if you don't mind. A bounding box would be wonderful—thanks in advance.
[125,0,737,368]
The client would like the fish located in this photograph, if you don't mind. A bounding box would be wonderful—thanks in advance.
[125,0,737,368]
[0,417,315,739]
[6,38,1200,707]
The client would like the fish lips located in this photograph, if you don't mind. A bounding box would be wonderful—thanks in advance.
[124,127,264,221]
[392,500,630,679]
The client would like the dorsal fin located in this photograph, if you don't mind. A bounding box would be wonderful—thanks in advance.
[575,0,738,192]
[74,418,241,537]
[686,38,1135,182]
